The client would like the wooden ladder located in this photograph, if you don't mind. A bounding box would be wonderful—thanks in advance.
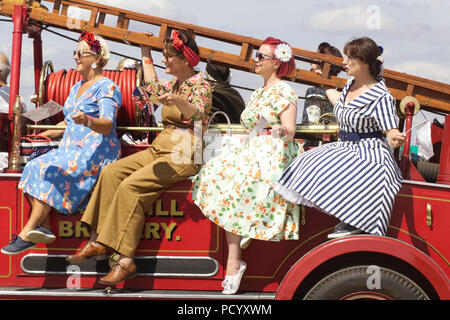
[1,0,449,113]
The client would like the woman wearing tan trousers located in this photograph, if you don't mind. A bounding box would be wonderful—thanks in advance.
[66,30,212,285]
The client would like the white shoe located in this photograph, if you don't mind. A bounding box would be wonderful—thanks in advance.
[222,261,247,295]
[240,237,251,249]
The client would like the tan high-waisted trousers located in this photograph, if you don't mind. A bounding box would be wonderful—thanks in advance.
[81,103,201,257]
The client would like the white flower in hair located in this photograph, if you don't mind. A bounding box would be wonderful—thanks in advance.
[376,55,384,64]
[274,43,293,63]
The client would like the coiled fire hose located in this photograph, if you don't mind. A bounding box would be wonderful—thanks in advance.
[40,66,139,127]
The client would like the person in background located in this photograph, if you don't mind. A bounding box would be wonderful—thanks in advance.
[276,37,406,239]
[66,29,212,286]
[1,33,122,255]
[0,52,32,171]
[205,62,245,124]
[117,58,137,71]
[302,42,342,149]
[192,37,301,295]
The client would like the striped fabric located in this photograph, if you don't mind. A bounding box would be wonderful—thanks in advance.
[275,78,402,236]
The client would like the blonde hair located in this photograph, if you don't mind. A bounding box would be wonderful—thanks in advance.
[95,35,110,68]
[0,52,10,83]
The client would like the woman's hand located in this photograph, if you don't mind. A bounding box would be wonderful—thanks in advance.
[158,92,183,107]
[386,128,406,148]
[40,120,66,139]
[270,125,287,139]
[140,32,154,57]
[72,111,89,126]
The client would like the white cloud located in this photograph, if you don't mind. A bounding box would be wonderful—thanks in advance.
[391,61,450,84]
[304,4,396,33]
[96,0,178,19]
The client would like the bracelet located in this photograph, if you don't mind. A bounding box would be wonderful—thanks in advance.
[143,58,153,65]
[84,116,93,129]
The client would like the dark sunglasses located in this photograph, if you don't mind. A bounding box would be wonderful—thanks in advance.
[255,51,276,61]
[73,50,94,58]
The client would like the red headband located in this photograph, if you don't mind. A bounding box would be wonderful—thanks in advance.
[171,30,200,68]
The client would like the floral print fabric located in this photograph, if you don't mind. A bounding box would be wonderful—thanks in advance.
[19,78,121,214]
[192,81,303,241]
[144,73,212,130]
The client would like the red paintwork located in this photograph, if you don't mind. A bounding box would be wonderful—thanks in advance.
[275,235,450,300]
[438,115,450,184]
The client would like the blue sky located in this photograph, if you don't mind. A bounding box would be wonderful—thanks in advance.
[0,0,449,122]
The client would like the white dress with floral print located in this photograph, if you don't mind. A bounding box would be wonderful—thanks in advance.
[192,81,302,241]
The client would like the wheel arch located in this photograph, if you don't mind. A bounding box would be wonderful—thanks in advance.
[275,235,449,300]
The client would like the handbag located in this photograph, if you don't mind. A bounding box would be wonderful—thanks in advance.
[20,134,59,166]
[203,111,246,163]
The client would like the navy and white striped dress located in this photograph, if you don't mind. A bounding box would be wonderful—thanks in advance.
[275,78,402,236]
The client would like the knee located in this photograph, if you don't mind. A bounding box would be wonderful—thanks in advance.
[98,162,116,180]
[116,177,139,194]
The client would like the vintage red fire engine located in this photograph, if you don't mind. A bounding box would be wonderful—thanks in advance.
[0,0,448,300]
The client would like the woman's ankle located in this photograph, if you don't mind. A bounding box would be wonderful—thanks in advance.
[225,259,241,276]
[119,255,133,267]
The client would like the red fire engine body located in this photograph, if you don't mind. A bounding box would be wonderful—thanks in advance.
[0,0,448,300]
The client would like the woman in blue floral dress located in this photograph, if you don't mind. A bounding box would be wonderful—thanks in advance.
[1,33,121,255]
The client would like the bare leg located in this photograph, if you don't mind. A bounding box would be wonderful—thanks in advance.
[225,231,242,276]
[40,214,51,230]
[18,197,52,241]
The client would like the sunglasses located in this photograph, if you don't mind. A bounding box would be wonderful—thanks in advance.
[255,51,276,61]
[73,50,95,58]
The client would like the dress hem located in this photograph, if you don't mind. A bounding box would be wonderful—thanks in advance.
[273,183,384,236]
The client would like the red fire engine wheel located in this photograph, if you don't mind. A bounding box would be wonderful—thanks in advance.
[303,266,430,300]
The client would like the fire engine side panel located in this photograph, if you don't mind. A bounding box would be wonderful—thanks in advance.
[0,178,19,286]
[389,182,450,276]
[275,236,450,300]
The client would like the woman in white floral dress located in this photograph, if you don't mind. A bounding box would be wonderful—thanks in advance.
[192,37,302,294]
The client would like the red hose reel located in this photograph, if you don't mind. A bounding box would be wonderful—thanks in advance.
[40,66,140,127]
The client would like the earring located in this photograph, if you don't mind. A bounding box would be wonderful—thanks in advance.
[91,63,97,69]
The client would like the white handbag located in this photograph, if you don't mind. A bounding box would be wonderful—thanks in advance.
[203,111,245,163]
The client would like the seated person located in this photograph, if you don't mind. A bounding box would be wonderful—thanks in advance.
[0,52,32,171]
[1,33,122,255]
[192,37,301,295]
[205,62,245,123]
[66,30,212,286]
[301,42,342,149]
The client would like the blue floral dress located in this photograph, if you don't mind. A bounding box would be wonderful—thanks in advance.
[19,77,121,214]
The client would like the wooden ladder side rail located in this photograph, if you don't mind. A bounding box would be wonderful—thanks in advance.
[1,0,449,114]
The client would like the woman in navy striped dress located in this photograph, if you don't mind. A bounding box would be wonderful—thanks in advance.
[275,37,406,238]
